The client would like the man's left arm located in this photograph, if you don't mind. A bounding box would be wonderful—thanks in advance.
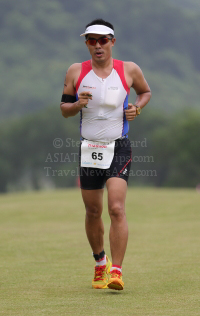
[125,62,151,121]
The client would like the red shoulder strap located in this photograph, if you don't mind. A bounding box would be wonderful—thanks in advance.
[113,59,130,94]
[76,60,92,92]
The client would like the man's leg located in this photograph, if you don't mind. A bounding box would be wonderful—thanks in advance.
[81,188,112,289]
[106,177,128,267]
[81,188,104,256]
[106,177,128,290]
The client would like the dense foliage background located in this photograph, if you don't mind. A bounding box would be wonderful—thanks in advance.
[0,0,200,192]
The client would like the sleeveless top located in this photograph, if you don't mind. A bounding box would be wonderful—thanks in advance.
[75,59,130,142]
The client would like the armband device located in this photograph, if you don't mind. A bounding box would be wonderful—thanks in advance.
[61,94,76,103]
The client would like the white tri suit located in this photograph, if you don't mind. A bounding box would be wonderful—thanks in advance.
[76,59,132,190]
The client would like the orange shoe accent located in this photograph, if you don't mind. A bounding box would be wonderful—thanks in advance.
[107,269,124,290]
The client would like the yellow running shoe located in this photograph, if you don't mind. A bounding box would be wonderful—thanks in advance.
[92,256,112,289]
[107,269,124,290]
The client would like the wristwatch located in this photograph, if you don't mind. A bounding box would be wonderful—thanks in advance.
[134,105,141,116]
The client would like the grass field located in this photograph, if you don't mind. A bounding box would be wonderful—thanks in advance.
[0,188,200,316]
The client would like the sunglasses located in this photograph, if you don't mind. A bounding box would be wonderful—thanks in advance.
[86,36,113,46]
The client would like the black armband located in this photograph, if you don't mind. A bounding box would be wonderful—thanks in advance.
[61,94,76,103]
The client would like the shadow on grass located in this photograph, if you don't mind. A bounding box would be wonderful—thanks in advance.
[103,291,124,295]
[89,288,129,295]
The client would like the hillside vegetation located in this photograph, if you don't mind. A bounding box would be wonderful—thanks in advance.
[171,0,200,10]
[0,0,200,118]
[0,106,200,192]
[1,0,200,192]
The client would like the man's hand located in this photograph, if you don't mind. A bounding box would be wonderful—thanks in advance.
[125,103,137,121]
[78,91,92,109]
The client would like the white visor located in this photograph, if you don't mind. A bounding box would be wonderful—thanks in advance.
[80,25,114,37]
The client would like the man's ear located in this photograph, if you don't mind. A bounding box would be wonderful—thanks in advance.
[111,38,116,47]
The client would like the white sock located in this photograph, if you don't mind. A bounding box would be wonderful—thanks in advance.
[110,265,122,273]
[96,255,107,266]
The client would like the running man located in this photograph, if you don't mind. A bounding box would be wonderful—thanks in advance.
[60,19,151,290]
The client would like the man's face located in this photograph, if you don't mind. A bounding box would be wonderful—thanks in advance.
[85,33,116,62]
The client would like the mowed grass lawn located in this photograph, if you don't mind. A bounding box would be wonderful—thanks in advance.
[0,188,199,316]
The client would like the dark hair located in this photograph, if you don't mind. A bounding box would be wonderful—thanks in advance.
[85,18,114,39]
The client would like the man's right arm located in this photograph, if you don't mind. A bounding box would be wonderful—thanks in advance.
[60,64,92,118]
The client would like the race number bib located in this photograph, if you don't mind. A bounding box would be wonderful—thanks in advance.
[81,139,115,169]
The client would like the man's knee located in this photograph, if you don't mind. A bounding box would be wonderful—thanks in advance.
[85,204,102,219]
[108,203,125,221]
